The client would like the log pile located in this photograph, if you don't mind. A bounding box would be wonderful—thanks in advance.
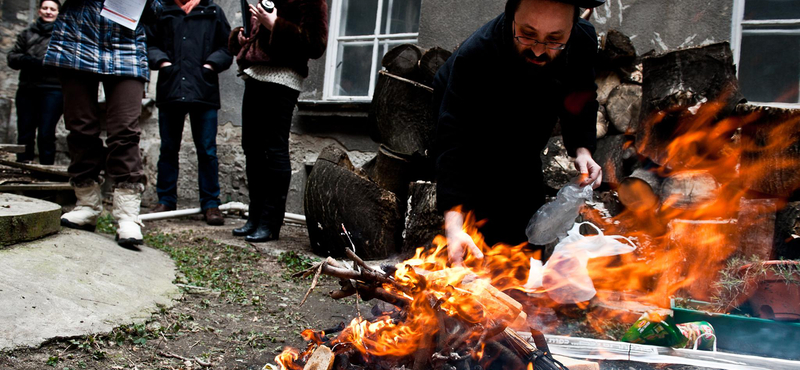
[306,44,451,260]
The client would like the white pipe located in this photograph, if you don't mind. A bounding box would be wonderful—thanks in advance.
[138,202,306,225]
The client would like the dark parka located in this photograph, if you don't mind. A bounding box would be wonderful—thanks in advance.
[146,0,233,108]
[433,12,598,245]
[7,18,60,89]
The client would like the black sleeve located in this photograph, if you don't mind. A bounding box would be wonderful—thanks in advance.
[7,30,41,71]
[434,54,487,214]
[559,19,599,156]
[204,6,234,72]
[145,19,170,69]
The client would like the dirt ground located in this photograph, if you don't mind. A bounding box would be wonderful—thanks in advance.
[0,215,725,370]
[0,216,390,370]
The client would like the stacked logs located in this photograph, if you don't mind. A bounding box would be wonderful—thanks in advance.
[305,44,453,260]
[547,31,800,266]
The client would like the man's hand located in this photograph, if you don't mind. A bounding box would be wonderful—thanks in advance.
[203,64,215,71]
[444,211,484,267]
[249,3,278,31]
[159,61,172,68]
[574,147,602,189]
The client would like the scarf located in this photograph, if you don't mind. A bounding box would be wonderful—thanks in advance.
[173,0,202,14]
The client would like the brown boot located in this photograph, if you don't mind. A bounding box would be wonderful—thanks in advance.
[204,207,224,225]
[151,203,175,213]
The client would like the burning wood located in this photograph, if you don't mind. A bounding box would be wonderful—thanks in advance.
[278,227,565,370]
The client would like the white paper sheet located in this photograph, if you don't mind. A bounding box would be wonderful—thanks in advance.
[100,0,147,30]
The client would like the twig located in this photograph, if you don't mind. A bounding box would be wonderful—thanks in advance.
[299,260,326,306]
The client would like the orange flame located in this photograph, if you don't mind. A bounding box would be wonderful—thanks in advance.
[275,99,800,368]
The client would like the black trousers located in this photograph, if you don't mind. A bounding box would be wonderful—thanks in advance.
[15,86,63,164]
[241,79,300,229]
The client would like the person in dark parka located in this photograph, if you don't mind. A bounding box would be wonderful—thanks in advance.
[7,0,62,165]
[146,0,233,225]
[433,0,604,266]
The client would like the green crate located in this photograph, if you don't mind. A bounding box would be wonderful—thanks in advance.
[671,299,800,360]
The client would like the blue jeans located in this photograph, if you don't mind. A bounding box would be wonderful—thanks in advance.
[16,87,63,164]
[156,104,221,210]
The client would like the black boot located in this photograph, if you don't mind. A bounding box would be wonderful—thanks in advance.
[244,223,279,242]
[235,155,265,237]
[232,215,259,236]
[245,170,290,242]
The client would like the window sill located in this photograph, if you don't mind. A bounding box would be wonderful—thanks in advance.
[297,99,372,118]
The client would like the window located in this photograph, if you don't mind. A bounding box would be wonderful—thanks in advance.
[732,0,800,106]
[324,0,422,100]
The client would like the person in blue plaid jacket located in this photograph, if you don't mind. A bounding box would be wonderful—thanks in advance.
[45,0,162,249]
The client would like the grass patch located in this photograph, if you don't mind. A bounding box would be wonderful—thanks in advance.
[278,251,317,275]
[144,231,264,304]
[95,213,116,235]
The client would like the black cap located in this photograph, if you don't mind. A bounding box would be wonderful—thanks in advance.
[557,0,605,8]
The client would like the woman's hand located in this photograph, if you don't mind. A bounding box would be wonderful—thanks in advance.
[159,61,172,68]
[249,3,278,31]
[237,28,250,45]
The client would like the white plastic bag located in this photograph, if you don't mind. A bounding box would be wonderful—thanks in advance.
[526,222,637,303]
[526,183,593,245]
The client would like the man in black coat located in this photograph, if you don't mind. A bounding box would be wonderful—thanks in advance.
[146,0,233,225]
[433,0,604,265]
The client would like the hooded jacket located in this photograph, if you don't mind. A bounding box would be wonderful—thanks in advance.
[433,12,599,245]
[146,0,233,108]
[7,18,61,89]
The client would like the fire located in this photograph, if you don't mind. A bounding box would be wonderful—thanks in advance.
[585,100,800,311]
[274,99,800,369]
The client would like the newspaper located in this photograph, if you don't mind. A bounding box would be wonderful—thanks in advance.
[100,0,147,30]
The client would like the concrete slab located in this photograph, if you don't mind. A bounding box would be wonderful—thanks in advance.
[0,193,61,247]
[0,228,180,350]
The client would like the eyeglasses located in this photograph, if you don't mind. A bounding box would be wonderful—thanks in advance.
[513,21,567,50]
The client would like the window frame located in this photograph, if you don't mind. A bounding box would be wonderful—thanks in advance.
[323,0,420,101]
[731,0,800,107]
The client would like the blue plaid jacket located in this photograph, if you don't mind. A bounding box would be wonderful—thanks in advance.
[43,0,162,81]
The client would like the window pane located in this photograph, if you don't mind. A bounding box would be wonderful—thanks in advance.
[738,33,800,103]
[744,0,800,20]
[334,43,375,97]
[380,0,421,34]
[340,0,379,36]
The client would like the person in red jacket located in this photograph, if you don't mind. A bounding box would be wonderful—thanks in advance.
[228,0,328,242]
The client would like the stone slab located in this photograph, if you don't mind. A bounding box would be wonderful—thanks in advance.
[0,229,180,350]
[0,193,61,247]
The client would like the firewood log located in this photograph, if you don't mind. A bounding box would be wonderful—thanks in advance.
[303,345,334,370]
[418,46,452,85]
[381,44,423,81]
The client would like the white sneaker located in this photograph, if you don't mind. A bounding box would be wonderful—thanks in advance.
[61,180,103,232]
[112,186,144,248]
